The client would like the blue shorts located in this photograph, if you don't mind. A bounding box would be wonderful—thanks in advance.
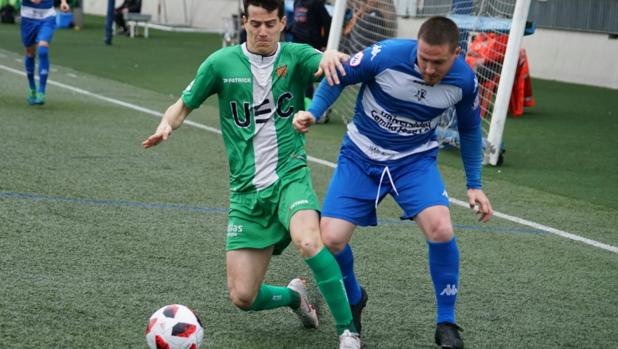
[21,17,57,47]
[322,142,449,226]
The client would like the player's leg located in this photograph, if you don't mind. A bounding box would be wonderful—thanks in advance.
[225,195,303,315]
[20,18,38,104]
[321,217,368,336]
[33,18,57,104]
[25,44,37,104]
[321,149,381,335]
[35,41,49,103]
[280,168,357,337]
[415,206,463,348]
[289,210,356,333]
[392,154,462,348]
[227,247,306,316]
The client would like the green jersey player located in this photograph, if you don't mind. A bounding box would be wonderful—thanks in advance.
[143,0,360,347]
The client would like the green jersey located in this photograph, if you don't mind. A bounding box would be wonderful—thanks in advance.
[182,42,322,193]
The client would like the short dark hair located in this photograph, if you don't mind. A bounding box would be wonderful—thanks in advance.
[243,0,284,19]
[417,16,460,51]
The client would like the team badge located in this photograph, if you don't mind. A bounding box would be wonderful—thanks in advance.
[349,51,364,67]
[276,65,288,78]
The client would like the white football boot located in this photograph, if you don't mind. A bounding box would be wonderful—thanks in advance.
[339,329,361,349]
[287,278,319,328]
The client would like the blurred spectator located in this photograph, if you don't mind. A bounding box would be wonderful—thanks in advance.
[115,0,141,35]
[289,0,331,50]
[0,0,18,23]
[289,0,332,120]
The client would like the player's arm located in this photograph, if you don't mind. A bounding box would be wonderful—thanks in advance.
[142,99,192,148]
[456,77,493,222]
[143,55,219,148]
[294,45,379,132]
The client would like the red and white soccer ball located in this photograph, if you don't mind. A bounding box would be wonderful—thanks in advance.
[146,304,204,349]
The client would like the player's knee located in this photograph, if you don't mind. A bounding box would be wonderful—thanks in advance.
[37,45,49,58]
[25,47,36,56]
[425,221,454,242]
[228,288,254,310]
[292,231,322,257]
[321,232,346,254]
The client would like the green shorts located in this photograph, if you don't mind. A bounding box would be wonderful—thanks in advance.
[226,167,320,255]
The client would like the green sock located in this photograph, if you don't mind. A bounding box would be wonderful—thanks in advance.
[305,247,356,335]
[248,284,298,311]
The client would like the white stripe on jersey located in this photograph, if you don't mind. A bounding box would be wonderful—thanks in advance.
[375,68,463,108]
[347,122,439,161]
[242,44,280,190]
[360,87,442,136]
[21,6,56,19]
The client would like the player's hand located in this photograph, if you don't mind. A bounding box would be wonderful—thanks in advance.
[293,111,316,133]
[31,0,42,4]
[467,188,493,223]
[143,122,173,148]
[316,50,349,86]
[60,1,70,12]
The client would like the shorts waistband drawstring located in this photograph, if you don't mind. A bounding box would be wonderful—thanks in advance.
[375,166,399,208]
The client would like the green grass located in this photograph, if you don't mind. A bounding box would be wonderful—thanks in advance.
[1,16,617,348]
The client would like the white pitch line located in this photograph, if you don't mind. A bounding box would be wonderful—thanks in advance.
[2,63,616,254]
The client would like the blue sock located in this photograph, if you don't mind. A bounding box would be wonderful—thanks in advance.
[25,55,36,90]
[427,238,460,324]
[334,244,362,305]
[37,46,49,93]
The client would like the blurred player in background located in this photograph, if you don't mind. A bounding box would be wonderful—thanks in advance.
[143,0,360,347]
[293,16,493,349]
[20,0,69,105]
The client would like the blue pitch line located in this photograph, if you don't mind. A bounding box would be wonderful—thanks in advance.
[1,191,543,235]
[0,191,227,213]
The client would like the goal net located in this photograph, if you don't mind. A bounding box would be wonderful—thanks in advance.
[327,0,532,165]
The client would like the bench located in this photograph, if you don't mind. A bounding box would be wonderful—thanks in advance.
[124,13,152,38]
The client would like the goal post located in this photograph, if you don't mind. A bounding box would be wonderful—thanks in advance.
[325,0,534,166]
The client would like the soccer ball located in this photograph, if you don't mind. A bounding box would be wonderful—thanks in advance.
[146,304,204,349]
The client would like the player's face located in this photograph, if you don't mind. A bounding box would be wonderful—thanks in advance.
[416,39,461,85]
[243,5,285,56]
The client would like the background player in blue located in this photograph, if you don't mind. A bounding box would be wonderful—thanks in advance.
[293,16,493,348]
[20,0,69,105]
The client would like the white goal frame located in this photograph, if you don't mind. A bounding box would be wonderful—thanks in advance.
[325,0,532,166]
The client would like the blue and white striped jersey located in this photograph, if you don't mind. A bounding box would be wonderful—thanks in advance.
[22,0,53,9]
[21,0,56,19]
[309,39,483,188]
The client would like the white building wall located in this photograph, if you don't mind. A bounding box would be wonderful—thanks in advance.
[397,17,618,89]
[82,0,238,32]
[82,1,618,89]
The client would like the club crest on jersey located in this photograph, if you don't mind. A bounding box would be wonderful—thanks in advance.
[276,65,288,78]
[349,51,364,67]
